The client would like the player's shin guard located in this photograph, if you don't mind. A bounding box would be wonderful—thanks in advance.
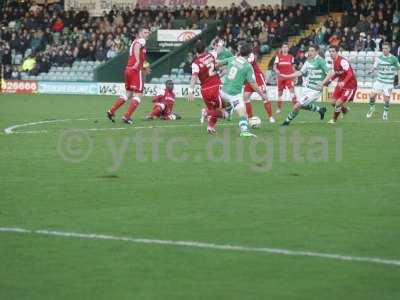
[245,101,253,118]
[384,101,390,112]
[302,103,320,113]
[263,101,273,117]
[333,106,341,121]
[238,116,249,133]
[284,110,299,124]
[369,95,376,109]
[110,96,126,114]
[124,97,140,119]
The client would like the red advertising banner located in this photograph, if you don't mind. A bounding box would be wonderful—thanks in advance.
[3,80,38,94]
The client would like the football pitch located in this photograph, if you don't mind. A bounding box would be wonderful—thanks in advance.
[1,93,400,299]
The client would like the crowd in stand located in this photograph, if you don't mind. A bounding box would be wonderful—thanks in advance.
[0,0,314,80]
[287,0,399,71]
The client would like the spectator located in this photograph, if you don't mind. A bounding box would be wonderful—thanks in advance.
[21,53,36,73]
[365,34,376,51]
[52,17,64,32]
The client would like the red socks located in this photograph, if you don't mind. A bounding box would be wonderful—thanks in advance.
[109,97,125,114]
[264,101,273,117]
[207,109,218,129]
[124,98,140,119]
[245,102,253,118]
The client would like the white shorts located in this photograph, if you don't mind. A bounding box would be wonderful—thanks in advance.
[220,90,243,109]
[299,88,322,106]
[373,81,393,98]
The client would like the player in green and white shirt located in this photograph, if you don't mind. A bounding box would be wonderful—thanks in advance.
[279,45,327,126]
[367,42,400,120]
[218,43,269,137]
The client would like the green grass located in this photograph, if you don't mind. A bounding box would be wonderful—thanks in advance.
[1,93,400,299]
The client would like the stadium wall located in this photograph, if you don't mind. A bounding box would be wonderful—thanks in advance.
[3,80,400,104]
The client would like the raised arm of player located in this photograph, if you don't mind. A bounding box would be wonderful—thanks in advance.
[187,62,199,102]
[322,69,336,86]
[133,43,141,70]
[279,71,302,80]
[273,56,280,75]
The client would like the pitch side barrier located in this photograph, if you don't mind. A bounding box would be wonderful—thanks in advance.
[2,80,400,104]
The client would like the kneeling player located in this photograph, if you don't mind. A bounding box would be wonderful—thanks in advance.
[366,42,400,120]
[280,45,327,125]
[147,80,181,120]
[322,45,357,124]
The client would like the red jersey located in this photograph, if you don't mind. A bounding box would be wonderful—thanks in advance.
[332,55,357,89]
[274,53,294,75]
[127,38,146,68]
[248,53,264,81]
[192,52,221,89]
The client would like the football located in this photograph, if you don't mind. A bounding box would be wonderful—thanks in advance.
[249,116,261,128]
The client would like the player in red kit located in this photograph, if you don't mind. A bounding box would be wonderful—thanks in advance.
[187,40,228,134]
[243,52,275,123]
[274,43,297,113]
[146,80,181,120]
[107,28,150,124]
[322,45,357,123]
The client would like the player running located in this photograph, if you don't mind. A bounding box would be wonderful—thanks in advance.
[146,80,181,120]
[322,45,357,124]
[274,43,297,113]
[107,28,150,124]
[218,43,269,137]
[188,40,228,133]
[366,42,400,120]
[280,45,327,126]
[243,51,275,123]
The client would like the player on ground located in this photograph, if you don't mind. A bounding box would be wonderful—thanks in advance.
[244,51,275,123]
[188,40,228,133]
[366,42,400,120]
[322,45,357,124]
[274,43,297,113]
[146,80,181,120]
[107,28,150,124]
[280,45,327,125]
[218,43,269,137]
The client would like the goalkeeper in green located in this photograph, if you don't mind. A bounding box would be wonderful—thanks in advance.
[218,43,269,137]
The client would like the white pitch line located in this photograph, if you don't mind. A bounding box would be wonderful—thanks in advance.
[3,117,400,135]
[0,226,399,267]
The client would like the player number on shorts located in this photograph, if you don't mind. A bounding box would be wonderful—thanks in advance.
[228,67,238,80]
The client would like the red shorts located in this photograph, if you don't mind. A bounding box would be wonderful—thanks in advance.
[125,67,144,93]
[277,79,294,92]
[244,74,267,93]
[333,86,357,102]
[201,85,222,109]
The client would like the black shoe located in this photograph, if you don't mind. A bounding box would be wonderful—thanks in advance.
[122,116,133,125]
[173,112,182,120]
[319,107,327,120]
[107,110,115,123]
[281,120,290,126]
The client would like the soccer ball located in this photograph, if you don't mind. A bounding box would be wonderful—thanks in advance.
[249,116,261,128]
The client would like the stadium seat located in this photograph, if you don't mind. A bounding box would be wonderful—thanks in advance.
[341,51,350,57]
